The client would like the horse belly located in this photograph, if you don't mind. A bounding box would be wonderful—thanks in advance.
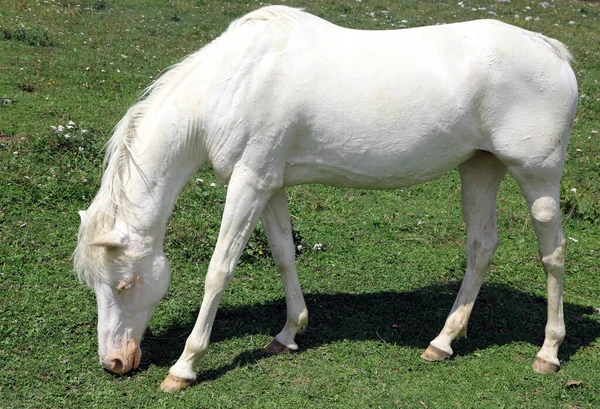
[282,125,475,189]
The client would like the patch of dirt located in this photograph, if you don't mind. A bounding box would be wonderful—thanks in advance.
[0,133,29,143]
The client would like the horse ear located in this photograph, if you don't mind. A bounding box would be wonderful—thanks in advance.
[78,210,89,225]
[89,230,129,249]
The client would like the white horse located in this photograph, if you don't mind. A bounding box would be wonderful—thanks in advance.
[74,6,578,392]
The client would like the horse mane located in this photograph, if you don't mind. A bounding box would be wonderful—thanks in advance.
[228,6,308,32]
[74,6,310,287]
[74,110,136,287]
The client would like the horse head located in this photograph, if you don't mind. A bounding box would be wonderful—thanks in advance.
[77,210,171,374]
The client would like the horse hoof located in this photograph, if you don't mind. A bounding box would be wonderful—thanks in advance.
[532,357,560,374]
[421,344,452,362]
[265,339,290,354]
[160,374,196,392]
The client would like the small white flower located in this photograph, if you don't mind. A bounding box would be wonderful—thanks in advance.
[57,125,64,133]
[417,220,424,227]
[570,188,577,193]
[64,134,71,139]
[78,147,84,152]
[51,125,58,133]
[13,151,18,155]
[196,178,204,183]
[81,129,88,134]
[313,243,323,251]
[296,244,303,252]
[568,237,578,243]
[210,182,216,187]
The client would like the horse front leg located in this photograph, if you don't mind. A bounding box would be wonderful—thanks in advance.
[160,169,276,392]
[261,188,308,354]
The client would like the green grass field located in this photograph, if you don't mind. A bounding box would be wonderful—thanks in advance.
[1,0,599,407]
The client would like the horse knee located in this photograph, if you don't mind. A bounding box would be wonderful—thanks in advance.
[205,267,233,293]
[274,254,295,275]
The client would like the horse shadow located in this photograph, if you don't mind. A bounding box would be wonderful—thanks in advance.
[140,282,600,381]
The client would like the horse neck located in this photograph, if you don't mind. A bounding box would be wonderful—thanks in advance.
[115,121,204,245]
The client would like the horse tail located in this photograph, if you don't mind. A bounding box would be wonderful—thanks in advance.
[533,32,573,63]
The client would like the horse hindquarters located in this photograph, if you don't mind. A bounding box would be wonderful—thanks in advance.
[424,42,576,369]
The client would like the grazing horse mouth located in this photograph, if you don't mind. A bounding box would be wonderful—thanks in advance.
[102,341,141,374]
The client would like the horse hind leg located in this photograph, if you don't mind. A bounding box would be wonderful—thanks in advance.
[422,151,506,361]
[261,188,308,354]
[509,165,566,373]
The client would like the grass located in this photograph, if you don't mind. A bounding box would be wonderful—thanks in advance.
[1,0,599,408]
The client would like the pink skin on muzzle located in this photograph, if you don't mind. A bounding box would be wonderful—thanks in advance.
[101,339,142,374]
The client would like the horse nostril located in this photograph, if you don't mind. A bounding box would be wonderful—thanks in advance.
[109,358,124,373]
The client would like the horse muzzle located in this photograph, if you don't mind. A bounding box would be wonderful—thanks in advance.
[101,341,142,374]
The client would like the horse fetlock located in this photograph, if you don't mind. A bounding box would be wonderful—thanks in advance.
[296,308,309,333]
[545,324,566,344]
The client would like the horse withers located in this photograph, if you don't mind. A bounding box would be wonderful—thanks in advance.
[74,6,578,391]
